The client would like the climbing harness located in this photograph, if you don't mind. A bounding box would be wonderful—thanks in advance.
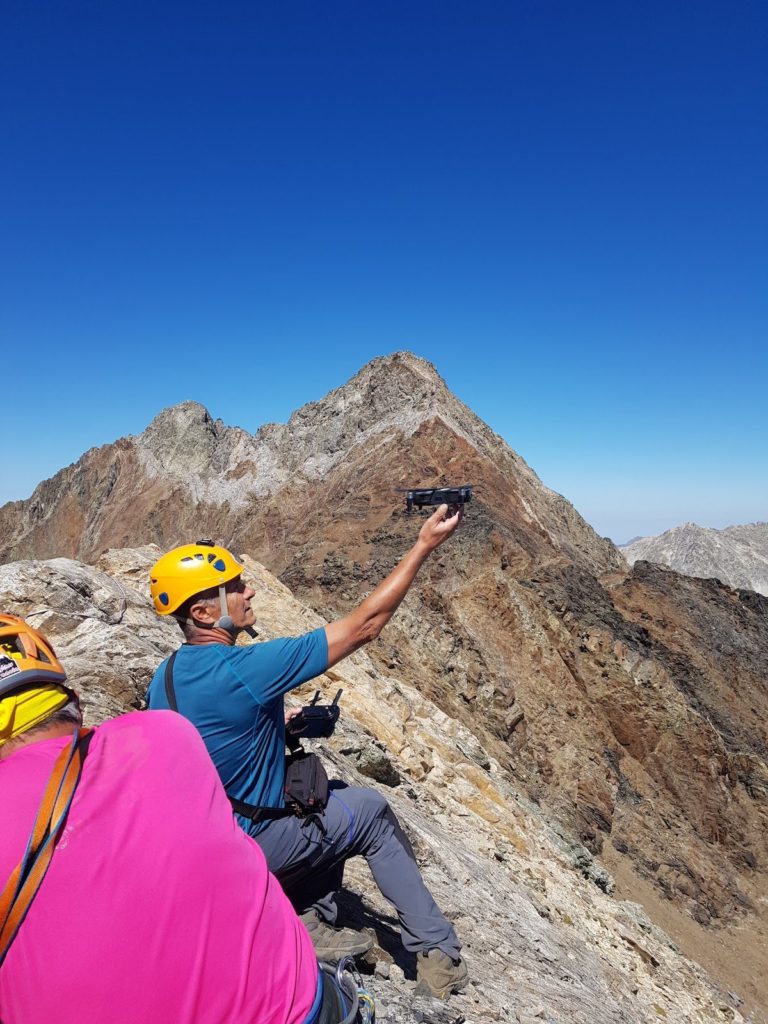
[320,956,376,1024]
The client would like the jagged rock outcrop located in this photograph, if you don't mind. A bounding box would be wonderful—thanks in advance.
[620,522,768,597]
[2,353,767,1018]
[0,552,177,720]
[0,553,753,1024]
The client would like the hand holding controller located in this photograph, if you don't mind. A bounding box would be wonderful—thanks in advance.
[285,689,343,739]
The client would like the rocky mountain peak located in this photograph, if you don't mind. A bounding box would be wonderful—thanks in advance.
[0,352,623,573]
[138,401,231,478]
[142,400,216,438]
[621,521,768,596]
[138,397,259,485]
[133,353,473,488]
[283,351,519,480]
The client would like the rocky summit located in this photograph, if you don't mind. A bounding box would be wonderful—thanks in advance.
[2,352,768,1020]
[620,522,768,597]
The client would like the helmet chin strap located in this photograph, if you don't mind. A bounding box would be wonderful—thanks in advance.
[214,585,236,632]
[213,585,257,637]
[181,585,257,639]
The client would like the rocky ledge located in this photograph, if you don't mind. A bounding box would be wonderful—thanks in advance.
[0,550,755,1024]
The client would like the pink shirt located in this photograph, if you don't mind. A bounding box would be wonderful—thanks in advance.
[0,712,319,1024]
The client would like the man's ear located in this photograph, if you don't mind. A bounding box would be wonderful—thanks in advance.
[188,600,217,625]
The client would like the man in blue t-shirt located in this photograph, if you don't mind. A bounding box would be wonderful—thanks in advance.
[147,506,468,999]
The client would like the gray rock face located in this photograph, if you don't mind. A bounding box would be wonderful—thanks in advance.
[620,522,768,596]
[0,552,749,1024]
[0,552,177,720]
[137,401,291,503]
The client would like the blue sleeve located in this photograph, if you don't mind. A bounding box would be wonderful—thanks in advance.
[224,627,329,706]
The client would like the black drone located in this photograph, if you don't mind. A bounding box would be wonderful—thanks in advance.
[402,485,473,513]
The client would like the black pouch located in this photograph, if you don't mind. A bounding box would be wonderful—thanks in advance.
[284,749,329,816]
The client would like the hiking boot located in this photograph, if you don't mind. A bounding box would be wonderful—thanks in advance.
[415,949,469,999]
[299,910,374,961]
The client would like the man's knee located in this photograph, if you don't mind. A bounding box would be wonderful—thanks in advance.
[358,786,389,816]
[328,784,419,860]
[329,782,388,814]
[327,783,393,839]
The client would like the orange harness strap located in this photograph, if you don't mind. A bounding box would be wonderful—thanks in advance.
[0,727,92,965]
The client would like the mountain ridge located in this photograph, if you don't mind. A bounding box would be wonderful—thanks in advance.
[0,352,622,577]
[620,521,768,597]
[2,353,767,1016]
[0,548,753,1024]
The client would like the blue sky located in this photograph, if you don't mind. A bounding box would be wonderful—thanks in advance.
[2,1,765,543]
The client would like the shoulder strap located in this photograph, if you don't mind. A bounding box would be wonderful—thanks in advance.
[228,795,294,823]
[0,728,93,967]
[164,649,180,712]
[162,649,294,828]
[162,650,281,823]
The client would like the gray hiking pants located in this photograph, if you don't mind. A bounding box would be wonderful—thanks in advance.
[255,781,461,958]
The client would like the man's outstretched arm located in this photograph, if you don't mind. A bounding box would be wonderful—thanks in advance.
[324,504,462,668]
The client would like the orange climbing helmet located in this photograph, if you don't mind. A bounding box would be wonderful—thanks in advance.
[149,541,244,616]
[0,615,68,698]
[0,615,75,747]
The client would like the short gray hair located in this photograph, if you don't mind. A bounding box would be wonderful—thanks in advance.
[177,586,222,639]
[23,698,83,738]
[0,697,83,758]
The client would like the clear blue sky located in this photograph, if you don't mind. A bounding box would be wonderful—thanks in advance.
[2,1,766,543]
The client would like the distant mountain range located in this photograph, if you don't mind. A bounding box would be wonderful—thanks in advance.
[620,522,768,596]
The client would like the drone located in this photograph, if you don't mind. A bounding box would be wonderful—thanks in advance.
[401,485,473,513]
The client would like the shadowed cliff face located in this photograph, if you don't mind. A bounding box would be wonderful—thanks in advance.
[2,353,768,1015]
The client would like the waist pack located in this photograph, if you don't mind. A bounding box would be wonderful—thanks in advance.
[230,746,329,826]
[163,650,329,827]
[284,748,329,816]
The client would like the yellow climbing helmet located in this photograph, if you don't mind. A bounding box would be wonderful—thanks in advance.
[149,540,244,615]
[0,615,73,747]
